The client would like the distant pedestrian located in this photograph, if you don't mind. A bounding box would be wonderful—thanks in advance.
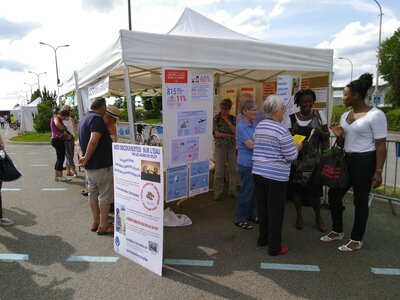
[50,109,72,182]
[78,98,117,235]
[61,105,78,178]
[0,116,5,129]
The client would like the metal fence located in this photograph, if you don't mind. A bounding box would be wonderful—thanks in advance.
[323,136,400,215]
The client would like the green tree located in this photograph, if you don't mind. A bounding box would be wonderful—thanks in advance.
[33,87,58,133]
[379,27,400,107]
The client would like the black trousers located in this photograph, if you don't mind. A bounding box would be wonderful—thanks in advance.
[51,138,66,171]
[328,152,376,241]
[254,174,287,255]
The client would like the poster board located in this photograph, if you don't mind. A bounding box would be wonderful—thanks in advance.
[112,143,164,276]
[162,67,213,202]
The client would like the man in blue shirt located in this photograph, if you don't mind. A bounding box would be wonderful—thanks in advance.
[78,98,116,235]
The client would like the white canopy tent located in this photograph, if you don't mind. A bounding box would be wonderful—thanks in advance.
[21,97,42,132]
[60,8,333,141]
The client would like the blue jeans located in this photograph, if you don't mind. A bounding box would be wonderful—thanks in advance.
[234,165,256,222]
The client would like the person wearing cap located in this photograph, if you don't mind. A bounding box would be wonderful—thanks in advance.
[78,98,116,235]
[104,105,120,142]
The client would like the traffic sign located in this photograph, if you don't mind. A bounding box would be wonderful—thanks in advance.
[374,95,381,104]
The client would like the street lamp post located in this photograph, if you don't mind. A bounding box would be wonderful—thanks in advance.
[39,42,70,98]
[24,82,37,95]
[373,0,383,97]
[28,71,47,91]
[338,57,354,82]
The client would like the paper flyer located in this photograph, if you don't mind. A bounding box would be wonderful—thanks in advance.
[190,70,213,101]
[112,143,164,276]
[163,69,188,110]
[189,160,209,196]
[170,136,200,166]
[166,165,188,202]
[177,110,207,136]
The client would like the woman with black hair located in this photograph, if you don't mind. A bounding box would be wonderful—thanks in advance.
[321,73,387,252]
[288,89,330,232]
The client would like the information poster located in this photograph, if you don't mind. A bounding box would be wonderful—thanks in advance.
[177,110,207,136]
[163,69,188,110]
[190,70,213,101]
[112,143,164,276]
[170,136,200,166]
[189,160,209,196]
[263,82,276,98]
[277,75,294,118]
[166,165,188,202]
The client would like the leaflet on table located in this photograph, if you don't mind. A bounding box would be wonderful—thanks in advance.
[170,136,200,166]
[190,70,213,101]
[166,165,188,202]
[112,143,164,276]
[177,110,207,136]
[163,69,188,110]
[189,160,209,196]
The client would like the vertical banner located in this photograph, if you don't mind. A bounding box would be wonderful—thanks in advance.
[163,69,188,110]
[300,79,310,90]
[277,75,294,118]
[112,143,164,276]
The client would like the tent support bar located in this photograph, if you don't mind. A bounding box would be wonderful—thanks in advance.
[216,69,263,86]
[123,63,136,143]
[74,71,84,121]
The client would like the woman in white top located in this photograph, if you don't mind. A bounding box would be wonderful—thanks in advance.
[62,105,78,178]
[320,73,387,252]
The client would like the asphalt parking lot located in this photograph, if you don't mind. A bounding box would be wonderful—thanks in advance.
[0,129,399,299]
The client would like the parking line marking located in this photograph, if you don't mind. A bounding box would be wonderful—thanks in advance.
[41,188,67,191]
[67,256,119,263]
[260,263,320,272]
[30,164,49,167]
[0,253,29,261]
[27,152,40,155]
[371,267,400,275]
[2,188,21,191]
[163,259,214,267]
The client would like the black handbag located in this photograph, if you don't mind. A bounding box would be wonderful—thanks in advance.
[314,143,349,188]
[0,149,22,182]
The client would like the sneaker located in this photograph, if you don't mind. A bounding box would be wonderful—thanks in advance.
[269,245,289,256]
[55,176,72,182]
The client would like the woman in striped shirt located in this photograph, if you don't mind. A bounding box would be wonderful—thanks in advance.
[252,95,301,256]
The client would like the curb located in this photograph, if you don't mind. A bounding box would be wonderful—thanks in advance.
[7,140,50,146]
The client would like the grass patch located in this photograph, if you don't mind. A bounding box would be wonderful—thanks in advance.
[9,132,51,143]
[371,185,400,199]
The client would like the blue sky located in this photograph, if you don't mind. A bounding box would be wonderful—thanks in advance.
[0,0,399,109]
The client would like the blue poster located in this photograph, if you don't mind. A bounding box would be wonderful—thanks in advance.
[189,160,209,196]
[166,165,188,202]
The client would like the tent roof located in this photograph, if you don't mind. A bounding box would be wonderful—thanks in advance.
[60,8,333,95]
[167,8,259,41]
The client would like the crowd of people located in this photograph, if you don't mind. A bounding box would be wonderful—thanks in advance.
[213,73,387,256]
[49,98,120,235]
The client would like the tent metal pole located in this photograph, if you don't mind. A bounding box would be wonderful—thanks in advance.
[74,71,84,121]
[123,63,136,143]
[327,71,333,127]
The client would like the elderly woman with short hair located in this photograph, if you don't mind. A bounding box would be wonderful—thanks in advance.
[234,100,260,230]
[252,95,301,256]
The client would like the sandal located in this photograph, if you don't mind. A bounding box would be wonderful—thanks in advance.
[91,223,99,232]
[81,190,89,196]
[234,219,253,230]
[320,231,344,242]
[247,216,259,223]
[338,239,363,252]
[97,222,114,235]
